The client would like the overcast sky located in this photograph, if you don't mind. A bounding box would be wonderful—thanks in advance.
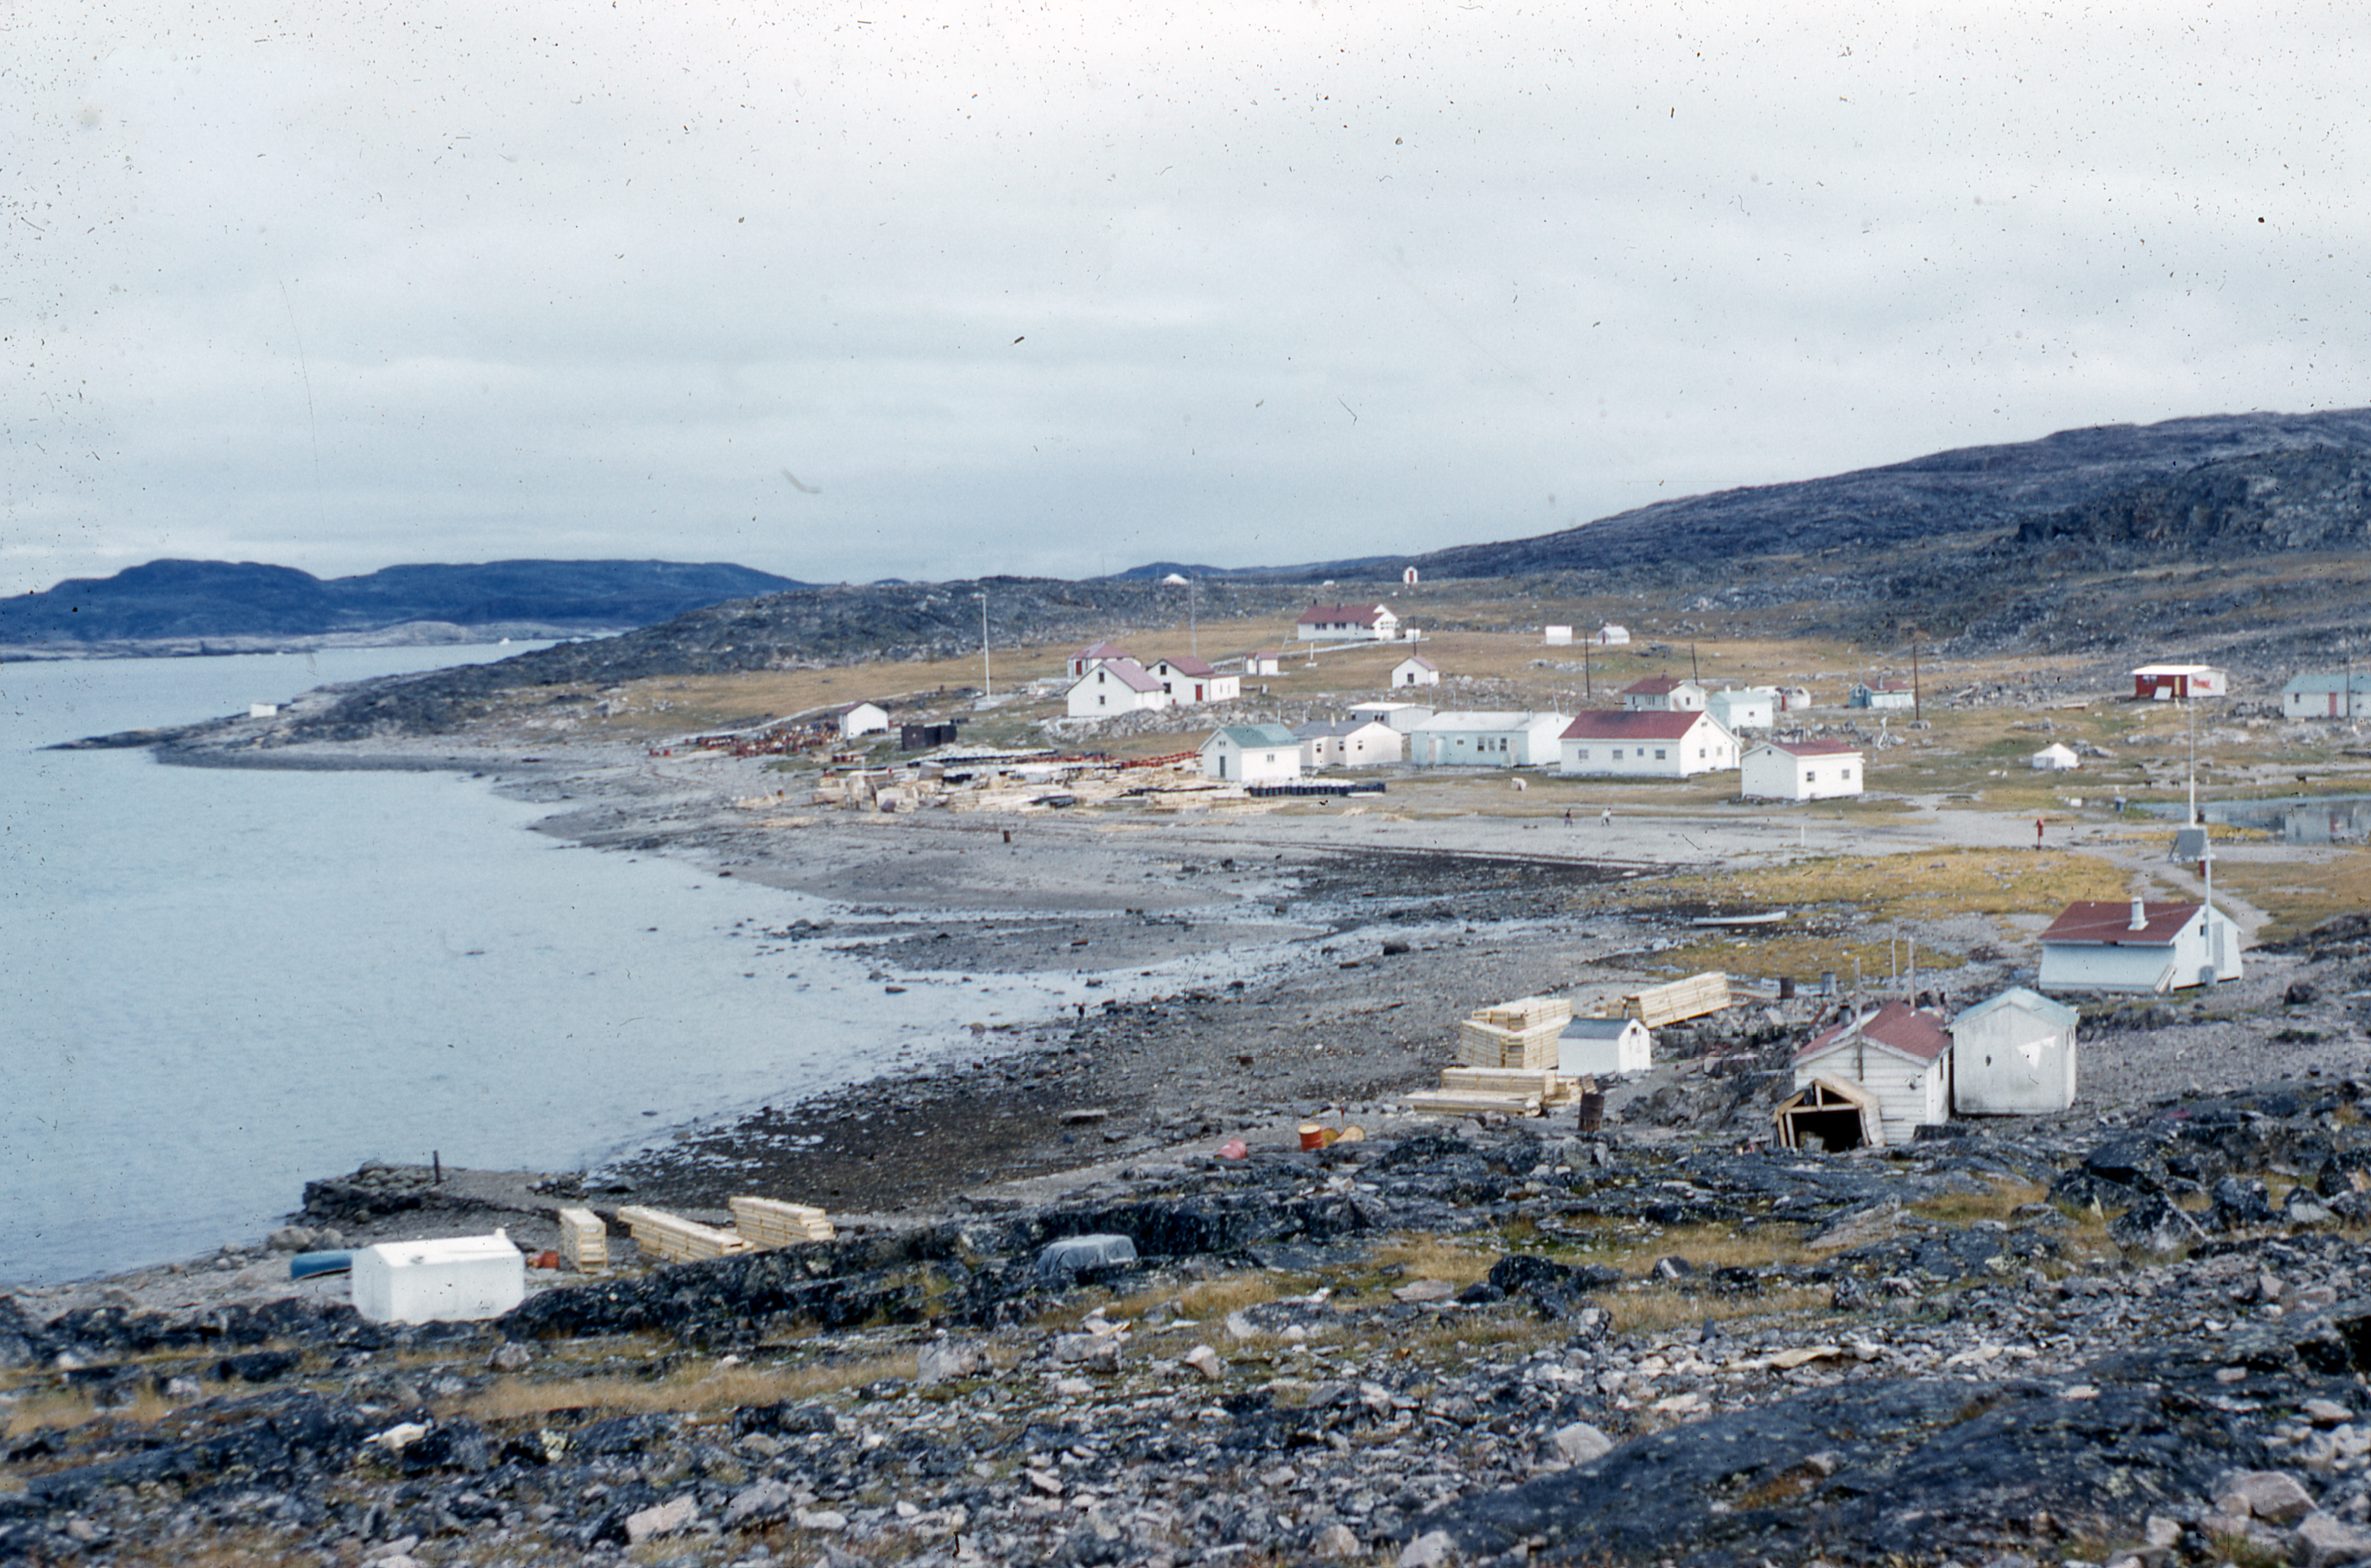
[7,1,2366,596]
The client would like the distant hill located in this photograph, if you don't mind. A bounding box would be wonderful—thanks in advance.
[0,559,809,648]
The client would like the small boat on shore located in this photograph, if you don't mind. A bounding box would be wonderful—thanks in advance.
[1688,910,1790,928]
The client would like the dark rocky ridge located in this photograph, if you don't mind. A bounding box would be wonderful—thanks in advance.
[0,559,807,648]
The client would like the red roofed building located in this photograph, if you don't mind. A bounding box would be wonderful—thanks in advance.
[1069,641,1135,679]
[1148,655,1240,706]
[1792,1001,1952,1145]
[1557,710,1737,778]
[2037,897,2242,994]
[1741,739,1864,801]
[1295,604,1401,642]
[1618,675,1707,713]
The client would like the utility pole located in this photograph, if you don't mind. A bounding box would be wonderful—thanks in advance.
[1909,629,1923,724]
[1583,635,1593,701]
[1690,641,1699,682]
[2186,696,2198,825]
[978,590,992,700]
[1189,578,1198,657]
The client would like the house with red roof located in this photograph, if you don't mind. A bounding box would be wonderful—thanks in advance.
[1557,710,1737,778]
[1391,654,1440,688]
[1618,676,1706,713]
[2037,897,2242,994]
[1741,739,1863,801]
[1295,604,1400,642]
[1791,1001,1952,1146]
[1064,656,1169,718]
[1069,641,1135,679]
[1148,655,1240,706]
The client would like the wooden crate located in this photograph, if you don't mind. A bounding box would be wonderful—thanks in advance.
[556,1206,608,1275]
[1470,995,1574,1032]
[1622,971,1730,1028]
[1455,1018,1564,1070]
[728,1196,835,1247]
[1440,1067,1559,1099]
[1407,1090,1544,1117]
[615,1205,754,1265]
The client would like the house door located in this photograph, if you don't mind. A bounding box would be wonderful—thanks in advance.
[1216,754,1227,779]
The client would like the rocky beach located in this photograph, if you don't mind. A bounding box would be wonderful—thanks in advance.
[10,712,2371,1566]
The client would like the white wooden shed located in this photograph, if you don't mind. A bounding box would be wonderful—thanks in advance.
[1391,654,1441,688]
[1559,1015,1652,1076]
[1949,987,2079,1115]
[1705,687,1775,732]
[1791,1002,1952,1146]
[1200,724,1303,784]
[2037,898,2242,993]
[1740,740,1862,801]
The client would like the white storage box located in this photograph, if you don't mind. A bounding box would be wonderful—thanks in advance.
[351,1230,525,1324]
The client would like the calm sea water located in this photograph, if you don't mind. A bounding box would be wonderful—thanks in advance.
[0,647,1107,1285]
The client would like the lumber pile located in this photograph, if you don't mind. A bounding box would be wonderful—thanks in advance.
[1622,971,1730,1028]
[729,1196,836,1246]
[615,1206,754,1265]
[556,1206,609,1275]
[1454,995,1573,1069]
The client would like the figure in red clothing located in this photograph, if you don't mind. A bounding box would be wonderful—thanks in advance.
[2034,815,2045,851]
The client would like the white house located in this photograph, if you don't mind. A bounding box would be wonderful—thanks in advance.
[1949,987,2079,1116]
[1069,641,1134,679]
[1200,724,1303,784]
[1402,566,1420,585]
[1543,625,1574,646]
[1347,701,1434,733]
[1244,651,1283,677]
[1409,712,1570,767]
[1559,711,1738,778]
[1392,654,1441,689]
[1740,740,1863,801]
[1848,681,1915,710]
[2037,897,2243,994]
[820,701,891,740]
[1792,1001,1952,1147]
[1296,604,1400,642]
[2131,664,2228,700]
[1595,624,1632,646]
[2029,742,2081,771]
[1294,717,1403,769]
[2281,671,2371,719]
[1560,1015,1652,1077]
[1065,658,1170,718]
[1705,687,1775,732]
[1619,676,1706,713]
[1148,655,1240,706]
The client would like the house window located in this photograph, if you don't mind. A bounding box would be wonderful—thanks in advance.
[1842,767,1854,779]
[1611,748,1623,759]
[1575,748,1590,760]
[1099,696,1107,708]
[1655,748,1667,760]
[1805,770,1815,783]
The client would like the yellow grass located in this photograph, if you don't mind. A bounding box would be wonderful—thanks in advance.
[1606,1283,1832,1338]
[1910,1177,2048,1226]
[1651,846,2131,924]
[3,1382,176,1440]
[2211,847,2371,944]
[1370,1233,1501,1288]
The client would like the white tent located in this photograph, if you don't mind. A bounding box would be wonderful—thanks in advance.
[2029,742,2081,771]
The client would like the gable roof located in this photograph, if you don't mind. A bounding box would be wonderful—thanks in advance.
[1294,718,1393,740]
[1559,710,1714,741]
[1072,640,1132,662]
[1796,1001,1952,1067]
[1949,986,2079,1034]
[2040,899,2203,948]
[1071,656,1162,694]
[1396,654,1439,671]
[1206,723,1300,749]
[1297,604,1389,625]
[1754,739,1860,759]
[1562,1016,1647,1040]
[1155,655,1219,678]
[1621,675,1698,696]
[1413,710,1565,732]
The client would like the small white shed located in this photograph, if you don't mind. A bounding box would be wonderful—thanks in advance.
[1392,654,1441,688]
[1740,740,1862,801]
[351,1231,525,1324]
[1543,625,1574,646]
[1200,724,1303,784]
[2029,743,2081,771]
[1559,1015,1651,1076]
[2037,898,2242,993]
[1791,1002,1952,1146]
[1705,687,1774,732]
[1949,987,2079,1115]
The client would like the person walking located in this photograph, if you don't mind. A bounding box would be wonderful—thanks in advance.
[2034,815,2045,851]
[1601,806,1613,828]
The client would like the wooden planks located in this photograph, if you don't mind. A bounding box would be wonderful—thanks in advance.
[728,1196,835,1246]
[1622,971,1730,1028]
[1406,1090,1543,1117]
[615,1206,754,1264]
[556,1206,609,1275]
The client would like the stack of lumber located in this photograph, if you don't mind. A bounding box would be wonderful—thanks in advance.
[1622,971,1730,1027]
[615,1206,754,1265]
[1405,1066,1591,1118]
[729,1196,835,1246]
[556,1206,609,1275]
[1454,995,1574,1069]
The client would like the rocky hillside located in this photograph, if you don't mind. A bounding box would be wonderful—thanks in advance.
[0,559,809,648]
[283,577,1312,739]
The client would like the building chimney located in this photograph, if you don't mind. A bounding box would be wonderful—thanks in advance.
[2129,896,2148,932]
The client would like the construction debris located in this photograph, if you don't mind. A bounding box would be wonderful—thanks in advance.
[1410,998,1593,1117]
